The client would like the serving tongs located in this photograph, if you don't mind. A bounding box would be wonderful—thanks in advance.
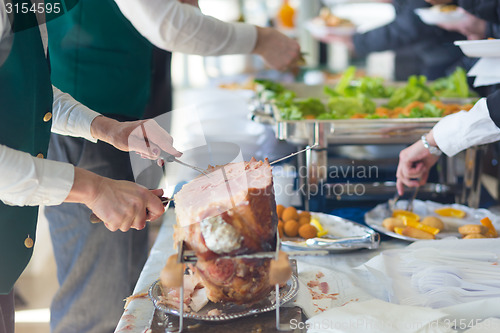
[305,233,380,250]
[389,183,420,212]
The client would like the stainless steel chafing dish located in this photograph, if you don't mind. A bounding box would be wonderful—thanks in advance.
[274,117,438,145]
[249,83,485,209]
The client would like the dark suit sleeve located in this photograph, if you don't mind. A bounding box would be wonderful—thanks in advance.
[457,0,500,24]
[352,0,463,57]
[486,89,500,128]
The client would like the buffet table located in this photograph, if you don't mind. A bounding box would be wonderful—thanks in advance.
[113,87,500,332]
[114,206,408,333]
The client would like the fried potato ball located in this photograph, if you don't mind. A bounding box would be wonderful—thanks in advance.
[421,216,444,230]
[299,216,311,226]
[382,217,405,232]
[298,211,311,220]
[284,219,299,237]
[298,224,317,239]
[278,220,284,238]
[282,207,299,222]
[276,205,285,219]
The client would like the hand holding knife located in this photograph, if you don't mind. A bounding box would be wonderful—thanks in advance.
[90,196,173,224]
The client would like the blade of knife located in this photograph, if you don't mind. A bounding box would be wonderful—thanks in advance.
[181,249,328,263]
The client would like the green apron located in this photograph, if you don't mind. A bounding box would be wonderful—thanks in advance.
[0,1,53,294]
[47,0,153,117]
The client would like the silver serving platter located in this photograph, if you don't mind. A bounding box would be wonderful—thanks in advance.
[149,274,299,321]
[281,212,379,252]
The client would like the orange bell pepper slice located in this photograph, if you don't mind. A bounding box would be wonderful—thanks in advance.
[403,218,441,235]
[480,217,498,238]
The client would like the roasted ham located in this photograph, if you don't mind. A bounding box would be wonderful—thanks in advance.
[174,158,278,304]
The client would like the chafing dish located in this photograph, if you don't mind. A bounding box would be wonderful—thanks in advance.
[249,83,485,209]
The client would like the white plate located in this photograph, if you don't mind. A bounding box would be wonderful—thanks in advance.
[455,39,500,58]
[305,19,357,38]
[365,199,500,242]
[149,273,298,321]
[281,211,380,252]
[415,7,466,25]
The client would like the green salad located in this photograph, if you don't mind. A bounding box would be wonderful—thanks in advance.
[254,66,476,121]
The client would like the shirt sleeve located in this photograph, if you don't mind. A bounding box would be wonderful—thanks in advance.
[113,0,257,56]
[51,86,101,142]
[433,97,500,156]
[0,144,74,206]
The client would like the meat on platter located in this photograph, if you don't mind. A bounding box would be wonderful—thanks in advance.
[173,158,279,305]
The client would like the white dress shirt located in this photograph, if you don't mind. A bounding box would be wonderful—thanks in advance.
[0,86,101,206]
[433,98,500,156]
[0,0,259,207]
[113,0,257,56]
[0,1,101,207]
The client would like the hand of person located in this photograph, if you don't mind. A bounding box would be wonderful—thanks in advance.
[396,133,441,196]
[425,0,454,5]
[252,26,301,71]
[436,9,486,40]
[178,0,199,8]
[90,117,182,162]
[66,168,166,232]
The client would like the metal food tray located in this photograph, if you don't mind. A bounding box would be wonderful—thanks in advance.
[251,82,476,146]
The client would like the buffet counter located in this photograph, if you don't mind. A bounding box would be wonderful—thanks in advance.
[113,206,408,333]
[113,87,500,333]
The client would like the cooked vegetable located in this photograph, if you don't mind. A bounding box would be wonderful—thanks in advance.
[400,102,443,118]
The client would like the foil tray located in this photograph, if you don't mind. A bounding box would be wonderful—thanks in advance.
[281,212,380,252]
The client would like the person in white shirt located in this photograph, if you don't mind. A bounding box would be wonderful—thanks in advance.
[396,90,500,195]
[113,0,301,71]
[0,2,182,331]
[0,1,302,332]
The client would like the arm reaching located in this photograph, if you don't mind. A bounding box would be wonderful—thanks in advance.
[396,91,500,195]
[113,0,300,70]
